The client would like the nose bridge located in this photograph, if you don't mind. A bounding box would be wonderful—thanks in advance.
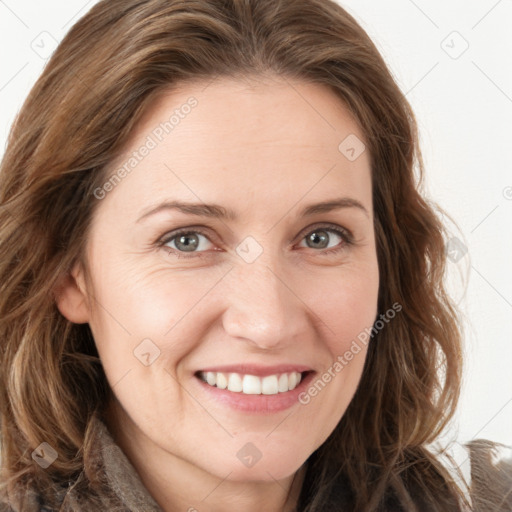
[221,252,304,348]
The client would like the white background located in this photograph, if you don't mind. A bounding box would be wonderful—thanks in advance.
[1,0,511,466]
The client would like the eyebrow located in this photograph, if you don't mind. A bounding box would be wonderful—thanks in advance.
[136,196,369,223]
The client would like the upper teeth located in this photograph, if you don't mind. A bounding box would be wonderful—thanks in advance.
[198,371,303,395]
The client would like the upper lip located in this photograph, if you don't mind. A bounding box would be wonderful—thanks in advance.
[196,364,314,377]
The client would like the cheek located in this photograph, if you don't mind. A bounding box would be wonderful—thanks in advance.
[296,263,378,436]
[87,265,222,375]
[310,263,379,353]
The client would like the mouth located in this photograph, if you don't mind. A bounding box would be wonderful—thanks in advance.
[194,370,314,395]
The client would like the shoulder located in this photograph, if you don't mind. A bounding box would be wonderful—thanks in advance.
[466,438,512,511]
[0,412,162,512]
[0,493,55,512]
[439,437,512,511]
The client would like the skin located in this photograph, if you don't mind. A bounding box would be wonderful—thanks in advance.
[55,75,379,512]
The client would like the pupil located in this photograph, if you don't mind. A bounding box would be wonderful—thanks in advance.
[309,231,328,249]
[178,234,198,252]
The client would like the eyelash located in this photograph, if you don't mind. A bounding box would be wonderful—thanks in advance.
[157,223,355,260]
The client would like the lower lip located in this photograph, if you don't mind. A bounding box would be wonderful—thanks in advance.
[194,371,316,413]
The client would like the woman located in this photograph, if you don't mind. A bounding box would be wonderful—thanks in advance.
[0,0,507,510]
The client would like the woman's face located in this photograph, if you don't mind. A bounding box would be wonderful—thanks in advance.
[58,76,379,483]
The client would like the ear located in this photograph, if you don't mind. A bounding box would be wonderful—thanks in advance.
[54,262,91,324]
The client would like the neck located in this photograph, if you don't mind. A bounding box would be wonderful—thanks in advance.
[103,397,307,512]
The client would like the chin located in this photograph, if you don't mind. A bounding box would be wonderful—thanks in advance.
[211,455,302,482]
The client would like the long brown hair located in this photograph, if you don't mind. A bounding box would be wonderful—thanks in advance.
[0,0,468,509]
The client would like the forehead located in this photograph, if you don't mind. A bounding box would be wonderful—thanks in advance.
[97,76,372,222]
[131,76,366,154]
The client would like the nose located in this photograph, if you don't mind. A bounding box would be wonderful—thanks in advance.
[221,258,311,351]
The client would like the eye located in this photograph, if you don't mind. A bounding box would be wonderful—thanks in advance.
[159,228,214,259]
[297,224,353,256]
[157,223,354,260]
